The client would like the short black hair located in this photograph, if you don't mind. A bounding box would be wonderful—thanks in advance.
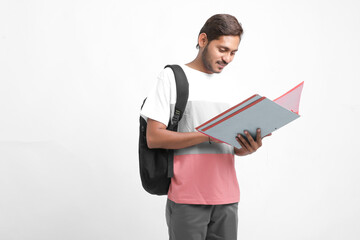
[196,14,243,48]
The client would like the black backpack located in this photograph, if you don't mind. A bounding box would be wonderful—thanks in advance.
[139,65,189,195]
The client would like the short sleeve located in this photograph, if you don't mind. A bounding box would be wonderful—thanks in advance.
[140,68,175,126]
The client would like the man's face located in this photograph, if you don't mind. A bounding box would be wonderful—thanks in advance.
[201,35,240,74]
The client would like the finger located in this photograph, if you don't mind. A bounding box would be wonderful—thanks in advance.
[237,133,253,152]
[244,130,258,150]
[244,130,256,145]
[235,135,247,150]
[256,129,262,147]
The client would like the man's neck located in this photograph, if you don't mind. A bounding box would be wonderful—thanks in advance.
[186,58,213,74]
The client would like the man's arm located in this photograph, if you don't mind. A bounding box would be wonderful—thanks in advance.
[146,118,209,149]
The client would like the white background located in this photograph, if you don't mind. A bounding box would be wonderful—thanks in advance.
[1,0,360,239]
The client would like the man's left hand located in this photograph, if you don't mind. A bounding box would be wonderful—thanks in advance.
[234,128,270,156]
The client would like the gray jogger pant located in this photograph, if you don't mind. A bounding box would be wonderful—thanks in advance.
[166,199,238,240]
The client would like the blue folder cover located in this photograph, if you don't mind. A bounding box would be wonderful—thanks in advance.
[196,96,300,149]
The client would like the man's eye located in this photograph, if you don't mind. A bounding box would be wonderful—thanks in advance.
[219,49,226,52]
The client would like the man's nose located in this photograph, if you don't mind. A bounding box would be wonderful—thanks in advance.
[222,53,232,64]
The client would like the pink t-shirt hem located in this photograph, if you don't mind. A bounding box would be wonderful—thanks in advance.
[167,196,240,205]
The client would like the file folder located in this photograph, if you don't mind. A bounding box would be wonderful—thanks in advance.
[196,82,304,149]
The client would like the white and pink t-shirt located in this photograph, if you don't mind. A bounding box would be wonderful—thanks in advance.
[141,64,240,205]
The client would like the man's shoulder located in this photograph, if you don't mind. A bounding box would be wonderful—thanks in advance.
[156,64,189,88]
[161,64,186,76]
[157,65,179,81]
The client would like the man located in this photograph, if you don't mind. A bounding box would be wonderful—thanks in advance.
[141,14,267,240]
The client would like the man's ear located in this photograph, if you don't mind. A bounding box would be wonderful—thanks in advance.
[198,33,208,48]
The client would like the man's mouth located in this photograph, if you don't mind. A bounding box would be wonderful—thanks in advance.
[217,61,227,67]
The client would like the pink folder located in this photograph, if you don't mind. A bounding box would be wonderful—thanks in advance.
[273,81,304,114]
[196,82,304,148]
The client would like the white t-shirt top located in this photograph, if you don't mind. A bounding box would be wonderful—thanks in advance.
[141,64,240,205]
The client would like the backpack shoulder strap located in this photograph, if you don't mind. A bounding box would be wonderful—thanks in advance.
[164,65,189,131]
[164,64,189,178]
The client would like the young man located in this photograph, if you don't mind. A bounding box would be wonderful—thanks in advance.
[141,14,267,240]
